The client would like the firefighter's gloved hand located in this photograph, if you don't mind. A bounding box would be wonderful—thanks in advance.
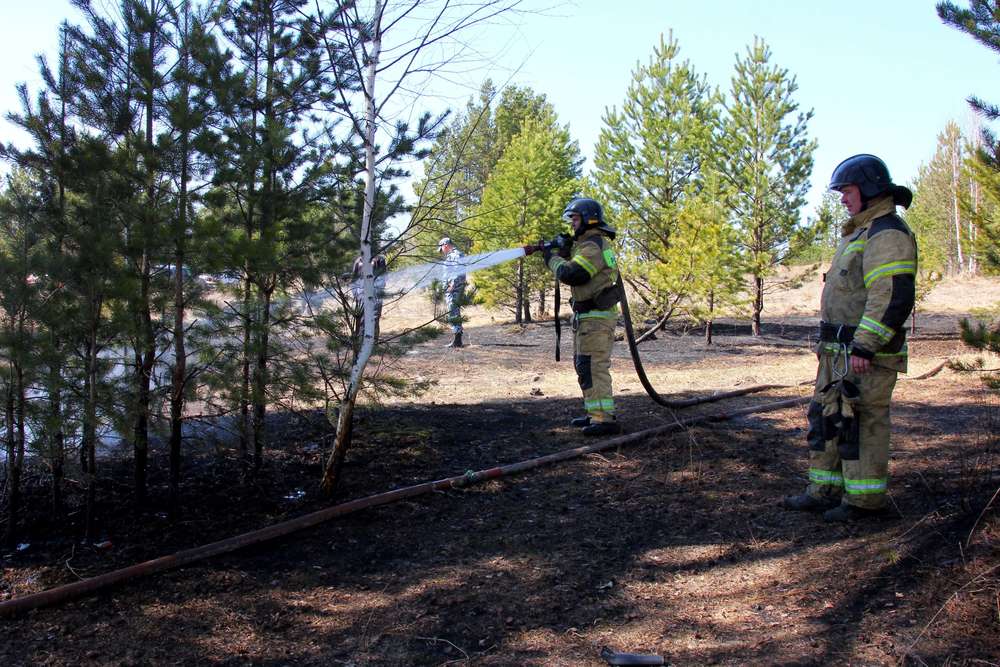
[555,233,573,257]
[542,243,555,264]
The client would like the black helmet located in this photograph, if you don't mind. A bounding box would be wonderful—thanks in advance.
[829,154,892,200]
[563,197,616,237]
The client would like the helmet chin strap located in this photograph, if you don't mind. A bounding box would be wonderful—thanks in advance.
[573,218,596,237]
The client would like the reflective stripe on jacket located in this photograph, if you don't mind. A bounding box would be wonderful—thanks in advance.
[547,228,618,315]
[819,194,917,372]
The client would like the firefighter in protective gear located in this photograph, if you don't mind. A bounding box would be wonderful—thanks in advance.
[785,154,917,522]
[542,198,622,437]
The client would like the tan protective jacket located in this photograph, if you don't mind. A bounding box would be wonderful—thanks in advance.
[547,228,618,319]
[819,195,917,372]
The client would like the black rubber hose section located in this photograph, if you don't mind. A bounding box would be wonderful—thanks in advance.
[554,278,561,361]
[616,272,785,408]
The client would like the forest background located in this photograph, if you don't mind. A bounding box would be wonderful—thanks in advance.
[0,0,999,558]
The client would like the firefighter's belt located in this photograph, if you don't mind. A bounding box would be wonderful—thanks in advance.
[819,321,857,344]
[571,285,621,313]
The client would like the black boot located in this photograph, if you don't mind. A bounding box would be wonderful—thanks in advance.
[446,332,463,348]
[823,503,885,523]
[582,421,622,437]
[570,416,591,427]
[783,493,839,512]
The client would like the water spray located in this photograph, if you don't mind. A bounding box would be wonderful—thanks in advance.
[377,246,527,295]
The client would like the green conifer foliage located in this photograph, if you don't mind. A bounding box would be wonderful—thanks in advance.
[592,33,742,329]
[939,1,1000,388]
[718,37,816,336]
[471,115,581,322]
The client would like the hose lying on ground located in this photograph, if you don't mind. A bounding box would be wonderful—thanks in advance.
[0,395,808,619]
[616,273,794,408]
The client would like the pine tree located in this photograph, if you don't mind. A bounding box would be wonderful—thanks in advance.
[64,0,183,507]
[966,151,1000,271]
[0,22,81,517]
[4,12,131,538]
[718,37,817,336]
[937,2,1000,274]
[410,81,498,255]
[935,3,1000,388]
[790,191,845,265]
[592,33,738,331]
[661,174,746,343]
[202,0,341,474]
[470,115,580,322]
[158,0,225,514]
[61,135,130,541]
[411,82,554,259]
[907,125,970,276]
[0,171,43,549]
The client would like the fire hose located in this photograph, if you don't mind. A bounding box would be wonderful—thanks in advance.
[613,270,787,407]
[530,235,787,409]
[0,395,806,619]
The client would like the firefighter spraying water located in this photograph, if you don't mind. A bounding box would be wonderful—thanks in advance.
[343,196,753,425]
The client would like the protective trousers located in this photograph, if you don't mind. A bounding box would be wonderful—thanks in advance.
[573,315,615,423]
[444,290,463,333]
[805,353,897,510]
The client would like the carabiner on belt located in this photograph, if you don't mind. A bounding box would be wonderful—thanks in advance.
[833,324,850,380]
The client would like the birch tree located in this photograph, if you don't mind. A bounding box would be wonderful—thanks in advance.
[315,0,524,494]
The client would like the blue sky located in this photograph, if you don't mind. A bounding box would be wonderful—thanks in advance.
[1,0,996,216]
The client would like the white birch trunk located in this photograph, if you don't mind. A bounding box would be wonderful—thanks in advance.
[322,0,383,493]
[952,141,964,271]
[348,0,382,406]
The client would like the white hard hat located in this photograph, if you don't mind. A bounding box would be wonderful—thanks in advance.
[437,237,451,250]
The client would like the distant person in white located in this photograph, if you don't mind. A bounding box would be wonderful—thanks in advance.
[437,237,466,349]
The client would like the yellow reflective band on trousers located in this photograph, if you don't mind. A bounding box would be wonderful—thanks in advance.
[578,308,617,320]
[819,341,908,361]
[584,397,615,413]
[863,260,916,288]
[809,468,844,487]
[844,477,887,495]
[573,255,598,277]
[859,315,894,344]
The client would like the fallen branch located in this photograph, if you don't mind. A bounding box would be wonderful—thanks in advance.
[911,360,949,380]
[634,312,670,345]
[966,485,1000,550]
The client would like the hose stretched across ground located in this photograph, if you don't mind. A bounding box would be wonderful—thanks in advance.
[615,273,788,408]
[0,395,808,619]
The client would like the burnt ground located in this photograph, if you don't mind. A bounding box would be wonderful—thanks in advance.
[2,306,999,666]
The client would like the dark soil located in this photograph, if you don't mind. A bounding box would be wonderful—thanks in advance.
[2,314,999,666]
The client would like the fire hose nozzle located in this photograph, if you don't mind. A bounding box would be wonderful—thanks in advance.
[524,233,573,257]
